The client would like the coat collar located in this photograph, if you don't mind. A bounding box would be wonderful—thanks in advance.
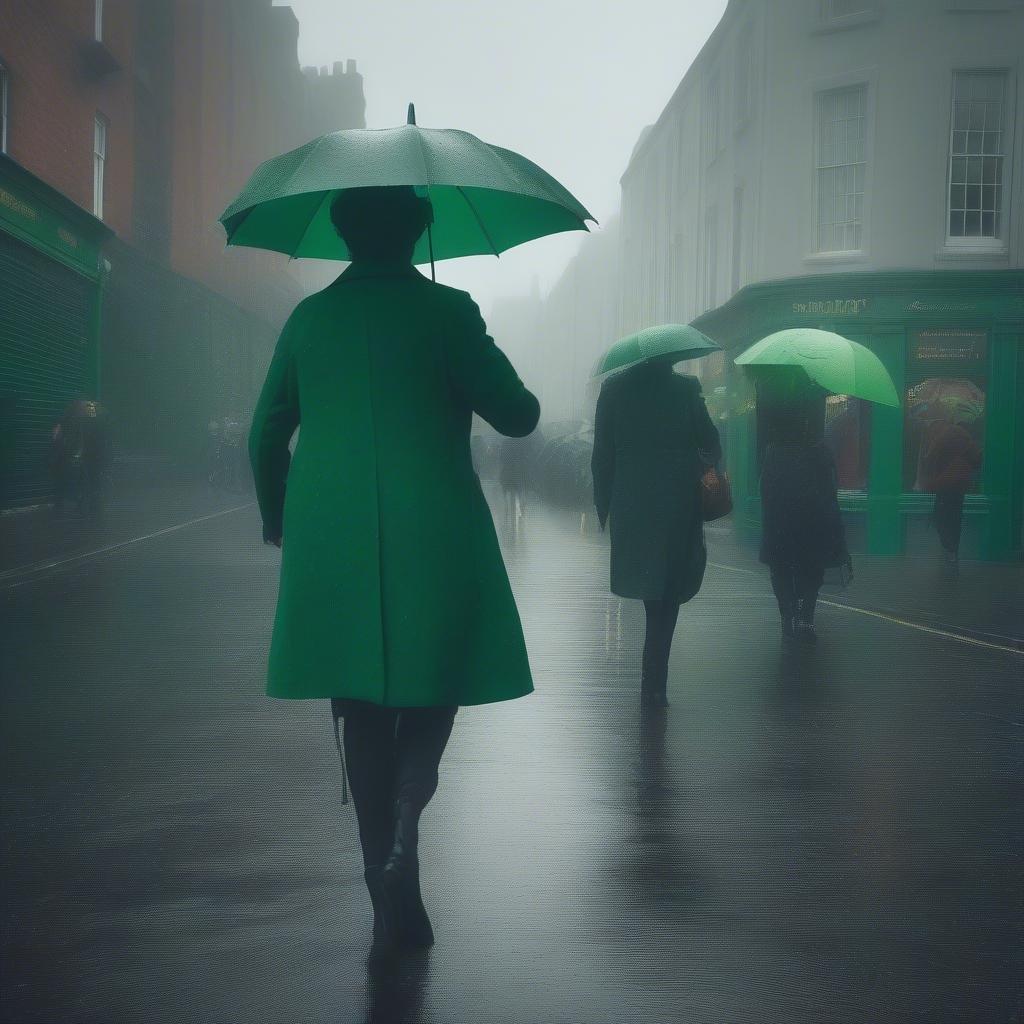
[336,259,426,284]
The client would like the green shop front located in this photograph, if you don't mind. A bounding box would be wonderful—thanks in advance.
[694,270,1024,562]
[0,154,111,510]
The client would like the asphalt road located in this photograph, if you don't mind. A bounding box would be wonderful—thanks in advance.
[1,488,1021,1023]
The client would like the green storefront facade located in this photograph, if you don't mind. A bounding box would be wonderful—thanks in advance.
[0,154,111,509]
[694,269,1024,563]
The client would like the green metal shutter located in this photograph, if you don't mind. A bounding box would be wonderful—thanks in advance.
[0,232,93,509]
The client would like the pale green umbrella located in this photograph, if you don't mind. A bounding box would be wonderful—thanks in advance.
[592,324,721,378]
[734,328,900,407]
[220,105,594,275]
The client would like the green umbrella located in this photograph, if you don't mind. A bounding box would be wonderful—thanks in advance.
[219,104,594,271]
[734,328,900,407]
[592,324,721,378]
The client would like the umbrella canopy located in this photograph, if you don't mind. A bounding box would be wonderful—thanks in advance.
[219,106,594,264]
[593,324,721,378]
[734,328,900,407]
[907,378,984,423]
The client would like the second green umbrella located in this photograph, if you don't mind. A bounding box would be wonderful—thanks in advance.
[735,328,900,407]
[593,324,721,378]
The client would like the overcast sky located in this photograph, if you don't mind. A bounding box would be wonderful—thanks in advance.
[278,0,727,314]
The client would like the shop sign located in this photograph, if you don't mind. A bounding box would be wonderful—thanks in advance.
[907,301,977,313]
[791,298,868,315]
[911,328,987,363]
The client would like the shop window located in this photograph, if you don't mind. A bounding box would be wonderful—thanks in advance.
[815,84,867,252]
[903,329,988,493]
[825,395,871,491]
[946,71,1008,243]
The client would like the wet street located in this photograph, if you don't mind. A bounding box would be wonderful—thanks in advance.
[1,487,1021,1024]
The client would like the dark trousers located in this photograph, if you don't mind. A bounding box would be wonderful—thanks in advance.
[641,600,680,692]
[331,699,457,870]
[934,489,966,554]
[769,563,825,622]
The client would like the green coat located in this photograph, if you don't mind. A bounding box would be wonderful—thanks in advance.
[249,260,540,706]
[591,367,720,603]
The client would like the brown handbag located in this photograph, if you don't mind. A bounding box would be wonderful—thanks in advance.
[700,465,733,522]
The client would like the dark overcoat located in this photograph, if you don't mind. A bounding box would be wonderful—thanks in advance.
[591,367,721,602]
[249,259,540,706]
[759,442,848,568]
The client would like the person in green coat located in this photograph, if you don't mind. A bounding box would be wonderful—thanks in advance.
[591,357,720,706]
[249,186,539,954]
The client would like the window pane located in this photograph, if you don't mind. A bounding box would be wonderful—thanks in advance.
[950,184,966,209]
[968,103,985,131]
[965,210,981,234]
[966,157,982,183]
[965,185,981,210]
[950,157,966,184]
[904,376,986,494]
[949,210,965,235]
[981,212,995,236]
[826,396,871,491]
[816,83,866,252]
[953,101,970,131]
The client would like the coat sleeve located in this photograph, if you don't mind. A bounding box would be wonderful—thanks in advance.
[591,384,614,527]
[446,294,540,437]
[690,380,722,467]
[248,311,300,541]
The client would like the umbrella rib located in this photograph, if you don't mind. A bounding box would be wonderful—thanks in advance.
[288,190,335,260]
[456,186,501,257]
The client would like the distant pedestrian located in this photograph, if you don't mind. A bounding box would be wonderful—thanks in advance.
[498,432,534,524]
[249,186,539,957]
[915,413,982,573]
[755,369,850,643]
[591,356,721,706]
[51,398,109,517]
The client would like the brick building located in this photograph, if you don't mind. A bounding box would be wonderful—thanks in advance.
[0,0,365,508]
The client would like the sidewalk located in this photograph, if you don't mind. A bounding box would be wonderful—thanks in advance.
[703,519,1024,650]
[0,471,253,580]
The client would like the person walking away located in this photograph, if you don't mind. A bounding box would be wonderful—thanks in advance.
[249,186,539,956]
[51,398,109,517]
[591,356,721,707]
[915,411,982,574]
[755,369,850,643]
[498,432,533,524]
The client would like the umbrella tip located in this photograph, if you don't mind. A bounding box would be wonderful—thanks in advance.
[407,102,416,125]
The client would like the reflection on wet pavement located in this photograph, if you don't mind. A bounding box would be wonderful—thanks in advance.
[1,485,1021,1022]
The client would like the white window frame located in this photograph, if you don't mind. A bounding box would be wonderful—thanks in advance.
[94,0,104,42]
[0,62,8,154]
[804,68,876,266]
[93,114,107,219]
[939,68,1014,257]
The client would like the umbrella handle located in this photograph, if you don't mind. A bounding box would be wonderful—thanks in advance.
[428,222,436,282]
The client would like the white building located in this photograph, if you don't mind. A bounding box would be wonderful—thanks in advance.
[525,0,1024,559]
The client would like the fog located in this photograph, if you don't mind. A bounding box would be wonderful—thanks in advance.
[1,2,1022,1021]
[279,0,727,312]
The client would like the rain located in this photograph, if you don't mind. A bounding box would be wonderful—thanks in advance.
[1,2,1022,1022]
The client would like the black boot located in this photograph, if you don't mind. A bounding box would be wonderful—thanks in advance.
[795,596,817,643]
[364,865,401,957]
[382,797,434,948]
